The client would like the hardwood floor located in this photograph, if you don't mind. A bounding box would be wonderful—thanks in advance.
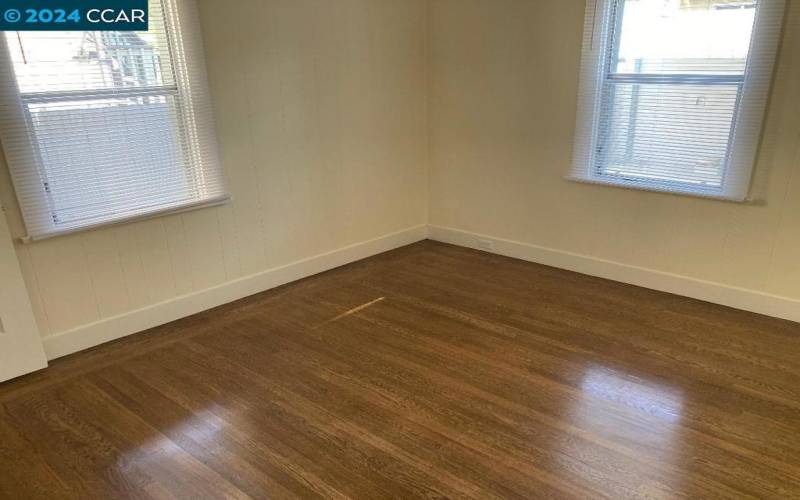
[2,240,800,499]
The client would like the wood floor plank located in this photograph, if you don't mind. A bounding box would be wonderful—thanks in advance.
[1,241,799,499]
[186,329,580,499]
[241,297,763,498]
[193,319,655,499]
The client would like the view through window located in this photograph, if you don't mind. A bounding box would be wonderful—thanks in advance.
[597,0,756,189]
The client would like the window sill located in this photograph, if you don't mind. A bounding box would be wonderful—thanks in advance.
[20,194,231,243]
[566,174,750,203]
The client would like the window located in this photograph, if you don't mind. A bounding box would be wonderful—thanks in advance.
[0,0,227,240]
[570,0,785,200]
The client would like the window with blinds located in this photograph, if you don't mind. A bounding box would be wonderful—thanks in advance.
[0,0,227,240]
[570,0,785,201]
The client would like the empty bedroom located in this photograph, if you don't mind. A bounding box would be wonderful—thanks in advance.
[0,0,799,498]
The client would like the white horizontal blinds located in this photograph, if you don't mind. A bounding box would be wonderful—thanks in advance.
[0,0,227,240]
[571,0,785,201]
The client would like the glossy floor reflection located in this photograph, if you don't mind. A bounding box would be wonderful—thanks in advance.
[580,367,684,423]
[1,241,799,498]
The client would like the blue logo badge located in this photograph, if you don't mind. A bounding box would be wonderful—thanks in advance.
[1,1,148,31]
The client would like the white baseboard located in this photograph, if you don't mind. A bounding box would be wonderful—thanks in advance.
[429,225,800,324]
[42,224,429,360]
[42,222,799,360]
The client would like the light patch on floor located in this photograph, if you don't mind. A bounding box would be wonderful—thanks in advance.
[315,297,386,328]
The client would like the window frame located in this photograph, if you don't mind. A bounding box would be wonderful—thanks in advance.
[0,0,228,241]
[569,0,785,201]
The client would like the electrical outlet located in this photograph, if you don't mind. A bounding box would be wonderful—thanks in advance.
[477,238,495,251]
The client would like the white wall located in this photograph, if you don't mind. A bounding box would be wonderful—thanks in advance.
[0,0,429,348]
[428,0,800,303]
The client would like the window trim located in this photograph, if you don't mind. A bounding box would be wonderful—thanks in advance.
[569,0,785,202]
